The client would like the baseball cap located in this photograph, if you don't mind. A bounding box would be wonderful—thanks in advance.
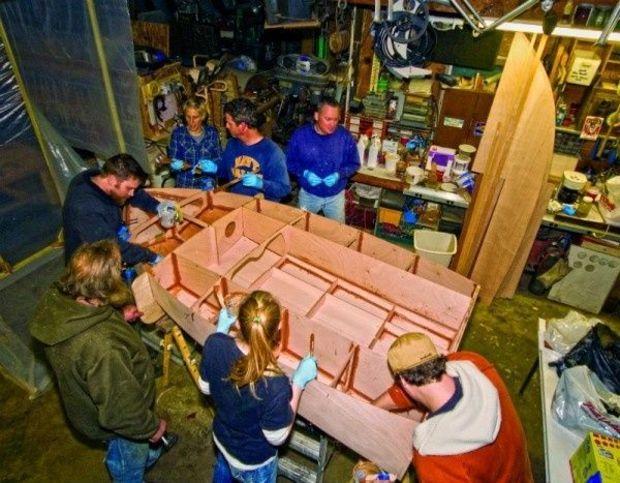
[387,333,439,373]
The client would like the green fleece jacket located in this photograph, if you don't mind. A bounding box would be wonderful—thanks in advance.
[29,283,159,442]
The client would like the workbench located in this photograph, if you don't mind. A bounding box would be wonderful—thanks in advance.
[353,168,620,244]
[538,319,582,483]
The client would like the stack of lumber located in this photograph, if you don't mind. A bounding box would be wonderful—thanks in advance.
[452,33,556,304]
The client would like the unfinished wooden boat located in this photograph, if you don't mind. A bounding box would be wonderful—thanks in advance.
[129,189,478,477]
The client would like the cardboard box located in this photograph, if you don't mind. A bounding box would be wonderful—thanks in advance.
[567,50,602,86]
[570,432,620,483]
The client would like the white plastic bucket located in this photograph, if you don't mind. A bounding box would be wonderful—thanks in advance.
[413,230,458,267]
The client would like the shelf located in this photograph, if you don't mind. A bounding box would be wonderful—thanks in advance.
[403,185,470,209]
[555,125,617,142]
[264,19,320,30]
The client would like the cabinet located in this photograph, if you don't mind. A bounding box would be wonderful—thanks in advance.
[434,88,494,149]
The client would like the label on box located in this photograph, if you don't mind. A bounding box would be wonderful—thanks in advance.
[443,117,464,128]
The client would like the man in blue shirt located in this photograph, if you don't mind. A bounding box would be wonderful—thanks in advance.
[220,98,291,201]
[286,97,360,223]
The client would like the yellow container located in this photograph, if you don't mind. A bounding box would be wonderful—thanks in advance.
[570,432,620,483]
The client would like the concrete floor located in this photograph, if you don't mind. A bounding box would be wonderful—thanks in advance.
[0,262,617,482]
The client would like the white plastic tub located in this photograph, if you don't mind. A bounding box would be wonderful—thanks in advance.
[413,230,458,267]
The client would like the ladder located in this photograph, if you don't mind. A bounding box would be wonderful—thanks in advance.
[279,419,333,483]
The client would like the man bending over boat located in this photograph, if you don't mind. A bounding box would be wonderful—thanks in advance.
[63,153,174,267]
[373,332,533,483]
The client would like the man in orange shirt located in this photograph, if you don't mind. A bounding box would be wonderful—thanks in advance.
[373,333,533,482]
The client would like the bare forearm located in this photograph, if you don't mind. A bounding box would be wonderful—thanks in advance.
[289,384,303,414]
[372,390,401,411]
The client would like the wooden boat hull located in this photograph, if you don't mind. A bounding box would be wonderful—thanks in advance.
[129,189,478,477]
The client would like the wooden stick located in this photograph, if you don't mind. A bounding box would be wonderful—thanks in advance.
[171,326,201,387]
[330,344,358,389]
[162,330,173,387]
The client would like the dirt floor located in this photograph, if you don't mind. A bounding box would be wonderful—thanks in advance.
[0,289,617,482]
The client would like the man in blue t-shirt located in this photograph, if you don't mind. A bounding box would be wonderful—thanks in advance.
[286,97,360,223]
[219,98,291,201]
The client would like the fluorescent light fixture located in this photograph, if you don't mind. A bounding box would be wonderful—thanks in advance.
[490,18,620,42]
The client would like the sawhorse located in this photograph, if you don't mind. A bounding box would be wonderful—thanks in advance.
[158,318,200,388]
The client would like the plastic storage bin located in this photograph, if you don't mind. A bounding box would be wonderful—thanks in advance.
[413,230,458,267]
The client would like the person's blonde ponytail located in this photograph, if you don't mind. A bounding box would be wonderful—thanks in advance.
[229,291,283,396]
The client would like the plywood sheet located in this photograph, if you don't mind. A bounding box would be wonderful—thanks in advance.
[471,60,555,303]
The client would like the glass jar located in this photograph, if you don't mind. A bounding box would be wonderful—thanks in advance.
[576,196,593,217]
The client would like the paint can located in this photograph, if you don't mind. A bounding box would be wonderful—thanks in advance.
[452,153,471,176]
[558,171,587,204]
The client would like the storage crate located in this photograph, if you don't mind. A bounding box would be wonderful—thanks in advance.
[413,230,457,267]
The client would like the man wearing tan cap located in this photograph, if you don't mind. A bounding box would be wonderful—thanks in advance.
[373,333,533,483]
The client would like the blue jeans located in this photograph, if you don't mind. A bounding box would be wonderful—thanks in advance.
[298,189,345,223]
[213,450,278,483]
[105,437,162,483]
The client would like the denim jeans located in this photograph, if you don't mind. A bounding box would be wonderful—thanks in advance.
[105,437,162,483]
[213,450,278,483]
[298,189,345,223]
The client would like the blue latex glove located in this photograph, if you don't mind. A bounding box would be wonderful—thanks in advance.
[303,170,323,187]
[292,355,318,389]
[322,172,340,187]
[216,308,237,334]
[196,158,217,174]
[116,224,131,242]
[170,158,184,171]
[242,173,264,189]
[151,254,163,265]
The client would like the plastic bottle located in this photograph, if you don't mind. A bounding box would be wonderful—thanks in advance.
[357,134,369,167]
[367,136,381,170]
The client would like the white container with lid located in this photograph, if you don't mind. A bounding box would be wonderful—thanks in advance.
[562,170,588,190]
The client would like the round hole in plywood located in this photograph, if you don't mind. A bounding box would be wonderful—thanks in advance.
[225,221,236,238]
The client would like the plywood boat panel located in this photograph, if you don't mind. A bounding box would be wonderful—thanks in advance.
[284,314,361,379]
[332,282,393,317]
[284,226,471,329]
[240,208,288,245]
[390,312,454,346]
[310,293,384,347]
[358,233,414,270]
[207,237,259,276]
[227,248,281,288]
[243,197,305,225]
[252,267,325,315]
[278,258,335,291]
[298,381,417,477]
[210,209,245,260]
[292,212,359,248]
[132,272,164,324]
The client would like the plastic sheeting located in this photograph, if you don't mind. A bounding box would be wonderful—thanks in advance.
[0,38,64,265]
[0,0,147,165]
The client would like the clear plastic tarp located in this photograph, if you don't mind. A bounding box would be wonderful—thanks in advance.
[0,0,147,165]
[0,0,148,395]
[0,39,65,266]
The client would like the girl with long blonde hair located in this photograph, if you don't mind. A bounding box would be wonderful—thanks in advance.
[199,290,317,482]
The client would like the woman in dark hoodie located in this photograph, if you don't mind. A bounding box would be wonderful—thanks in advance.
[29,240,170,483]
